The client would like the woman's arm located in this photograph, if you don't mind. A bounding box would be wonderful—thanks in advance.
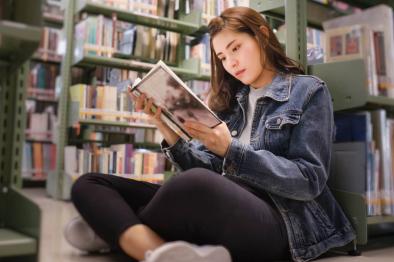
[161,138,225,174]
[130,91,225,174]
[223,82,333,201]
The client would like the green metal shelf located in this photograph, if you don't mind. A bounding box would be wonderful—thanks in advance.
[0,20,42,66]
[367,216,394,225]
[0,228,37,257]
[0,1,43,260]
[43,13,64,27]
[31,53,62,64]
[251,0,347,29]
[308,59,394,112]
[73,55,208,80]
[78,119,156,129]
[75,0,200,35]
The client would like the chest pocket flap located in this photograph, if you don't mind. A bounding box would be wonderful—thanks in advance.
[265,110,302,130]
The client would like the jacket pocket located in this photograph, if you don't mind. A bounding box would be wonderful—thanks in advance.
[264,109,302,155]
[265,109,302,130]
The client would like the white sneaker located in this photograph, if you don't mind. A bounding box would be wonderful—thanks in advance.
[142,241,232,262]
[64,216,110,252]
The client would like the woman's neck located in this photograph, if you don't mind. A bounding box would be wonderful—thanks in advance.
[250,69,277,89]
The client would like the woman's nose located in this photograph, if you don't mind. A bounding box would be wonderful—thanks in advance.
[230,57,238,68]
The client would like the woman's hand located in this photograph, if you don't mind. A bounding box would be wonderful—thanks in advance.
[131,92,163,127]
[183,121,232,157]
[129,91,179,145]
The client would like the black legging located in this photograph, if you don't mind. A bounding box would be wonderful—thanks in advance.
[71,168,290,262]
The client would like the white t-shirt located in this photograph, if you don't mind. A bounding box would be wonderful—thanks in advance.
[238,86,268,144]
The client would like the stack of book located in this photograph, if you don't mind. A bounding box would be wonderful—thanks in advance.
[323,5,394,98]
[186,33,211,75]
[333,110,394,216]
[34,27,62,62]
[64,144,166,184]
[69,67,153,125]
[91,0,178,18]
[43,0,64,21]
[22,142,57,180]
[74,14,180,64]
[25,101,57,142]
[187,0,250,25]
[28,62,60,101]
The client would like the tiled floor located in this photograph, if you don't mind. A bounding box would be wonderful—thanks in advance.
[23,188,394,262]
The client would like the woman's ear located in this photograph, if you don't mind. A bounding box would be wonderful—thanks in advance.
[259,25,270,38]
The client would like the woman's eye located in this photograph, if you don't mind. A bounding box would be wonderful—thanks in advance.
[220,57,226,62]
[232,45,240,52]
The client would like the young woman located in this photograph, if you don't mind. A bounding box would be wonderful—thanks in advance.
[69,6,355,262]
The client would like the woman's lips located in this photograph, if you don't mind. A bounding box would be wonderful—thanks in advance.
[235,69,245,77]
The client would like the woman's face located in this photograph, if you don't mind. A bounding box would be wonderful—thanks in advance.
[212,29,266,87]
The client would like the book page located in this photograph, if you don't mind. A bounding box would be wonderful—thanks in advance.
[132,61,221,139]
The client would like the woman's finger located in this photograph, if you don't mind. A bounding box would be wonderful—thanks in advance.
[144,98,154,115]
[129,92,138,102]
[153,107,162,120]
[185,127,203,141]
[135,93,146,111]
[184,121,211,135]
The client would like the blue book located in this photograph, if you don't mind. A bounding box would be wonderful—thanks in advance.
[334,112,371,142]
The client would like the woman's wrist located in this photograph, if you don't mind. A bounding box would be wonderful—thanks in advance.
[156,121,180,146]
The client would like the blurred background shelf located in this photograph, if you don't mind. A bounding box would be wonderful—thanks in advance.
[309,59,394,112]
[75,0,200,34]
[0,21,42,66]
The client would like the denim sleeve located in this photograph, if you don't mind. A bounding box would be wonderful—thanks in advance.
[223,82,333,201]
[161,138,224,173]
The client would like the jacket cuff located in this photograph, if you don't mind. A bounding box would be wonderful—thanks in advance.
[222,138,246,175]
[160,138,187,168]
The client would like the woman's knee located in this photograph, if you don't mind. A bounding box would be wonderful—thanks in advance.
[71,173,104,204]
[162,168,221,198]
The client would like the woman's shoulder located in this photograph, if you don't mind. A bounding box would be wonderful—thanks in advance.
[290,74,328,96]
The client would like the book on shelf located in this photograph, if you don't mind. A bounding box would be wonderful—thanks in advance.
[35,27,62,62]
[333,111,380,216]
[43,0,64,19]
[129,60,221,141]
[187,0,249,25]
[74,13,180,64]
[323,4,394,98]
[332,109,394,216]
[22,142,56,180]
[64,144,166,184]
[371,110,394,215]
[324,24,377,96]
[91,0,176,18]
[186,33,211,75]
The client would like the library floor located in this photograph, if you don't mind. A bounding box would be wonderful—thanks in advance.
[23,188,394,262]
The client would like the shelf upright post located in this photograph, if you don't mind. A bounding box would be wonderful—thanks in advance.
[49,0,76,199]
[284,0,307,71]
[250,0,307,71]
[0,62,29,189]
[0,1,42,260]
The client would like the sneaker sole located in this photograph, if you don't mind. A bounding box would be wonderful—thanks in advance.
[147,241,231,262]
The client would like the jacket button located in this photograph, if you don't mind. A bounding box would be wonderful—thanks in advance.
[231,130,237,137]
[276,118,282,125]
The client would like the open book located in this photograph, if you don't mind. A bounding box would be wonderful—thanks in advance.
[129,60,221,141]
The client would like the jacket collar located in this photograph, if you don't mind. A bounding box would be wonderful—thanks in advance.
[235,73,292,102]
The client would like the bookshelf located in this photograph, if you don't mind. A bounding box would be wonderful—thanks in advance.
[49,0,212,200]
[252,0,394,255]
[0,0,42,260]
[0,21,42,67]
[22,1,64,187]
[75,0,202,34]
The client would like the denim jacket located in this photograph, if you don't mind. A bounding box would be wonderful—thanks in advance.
[161,73,355,261]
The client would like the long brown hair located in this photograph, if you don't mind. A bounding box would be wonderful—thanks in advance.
[208,6,304,112]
